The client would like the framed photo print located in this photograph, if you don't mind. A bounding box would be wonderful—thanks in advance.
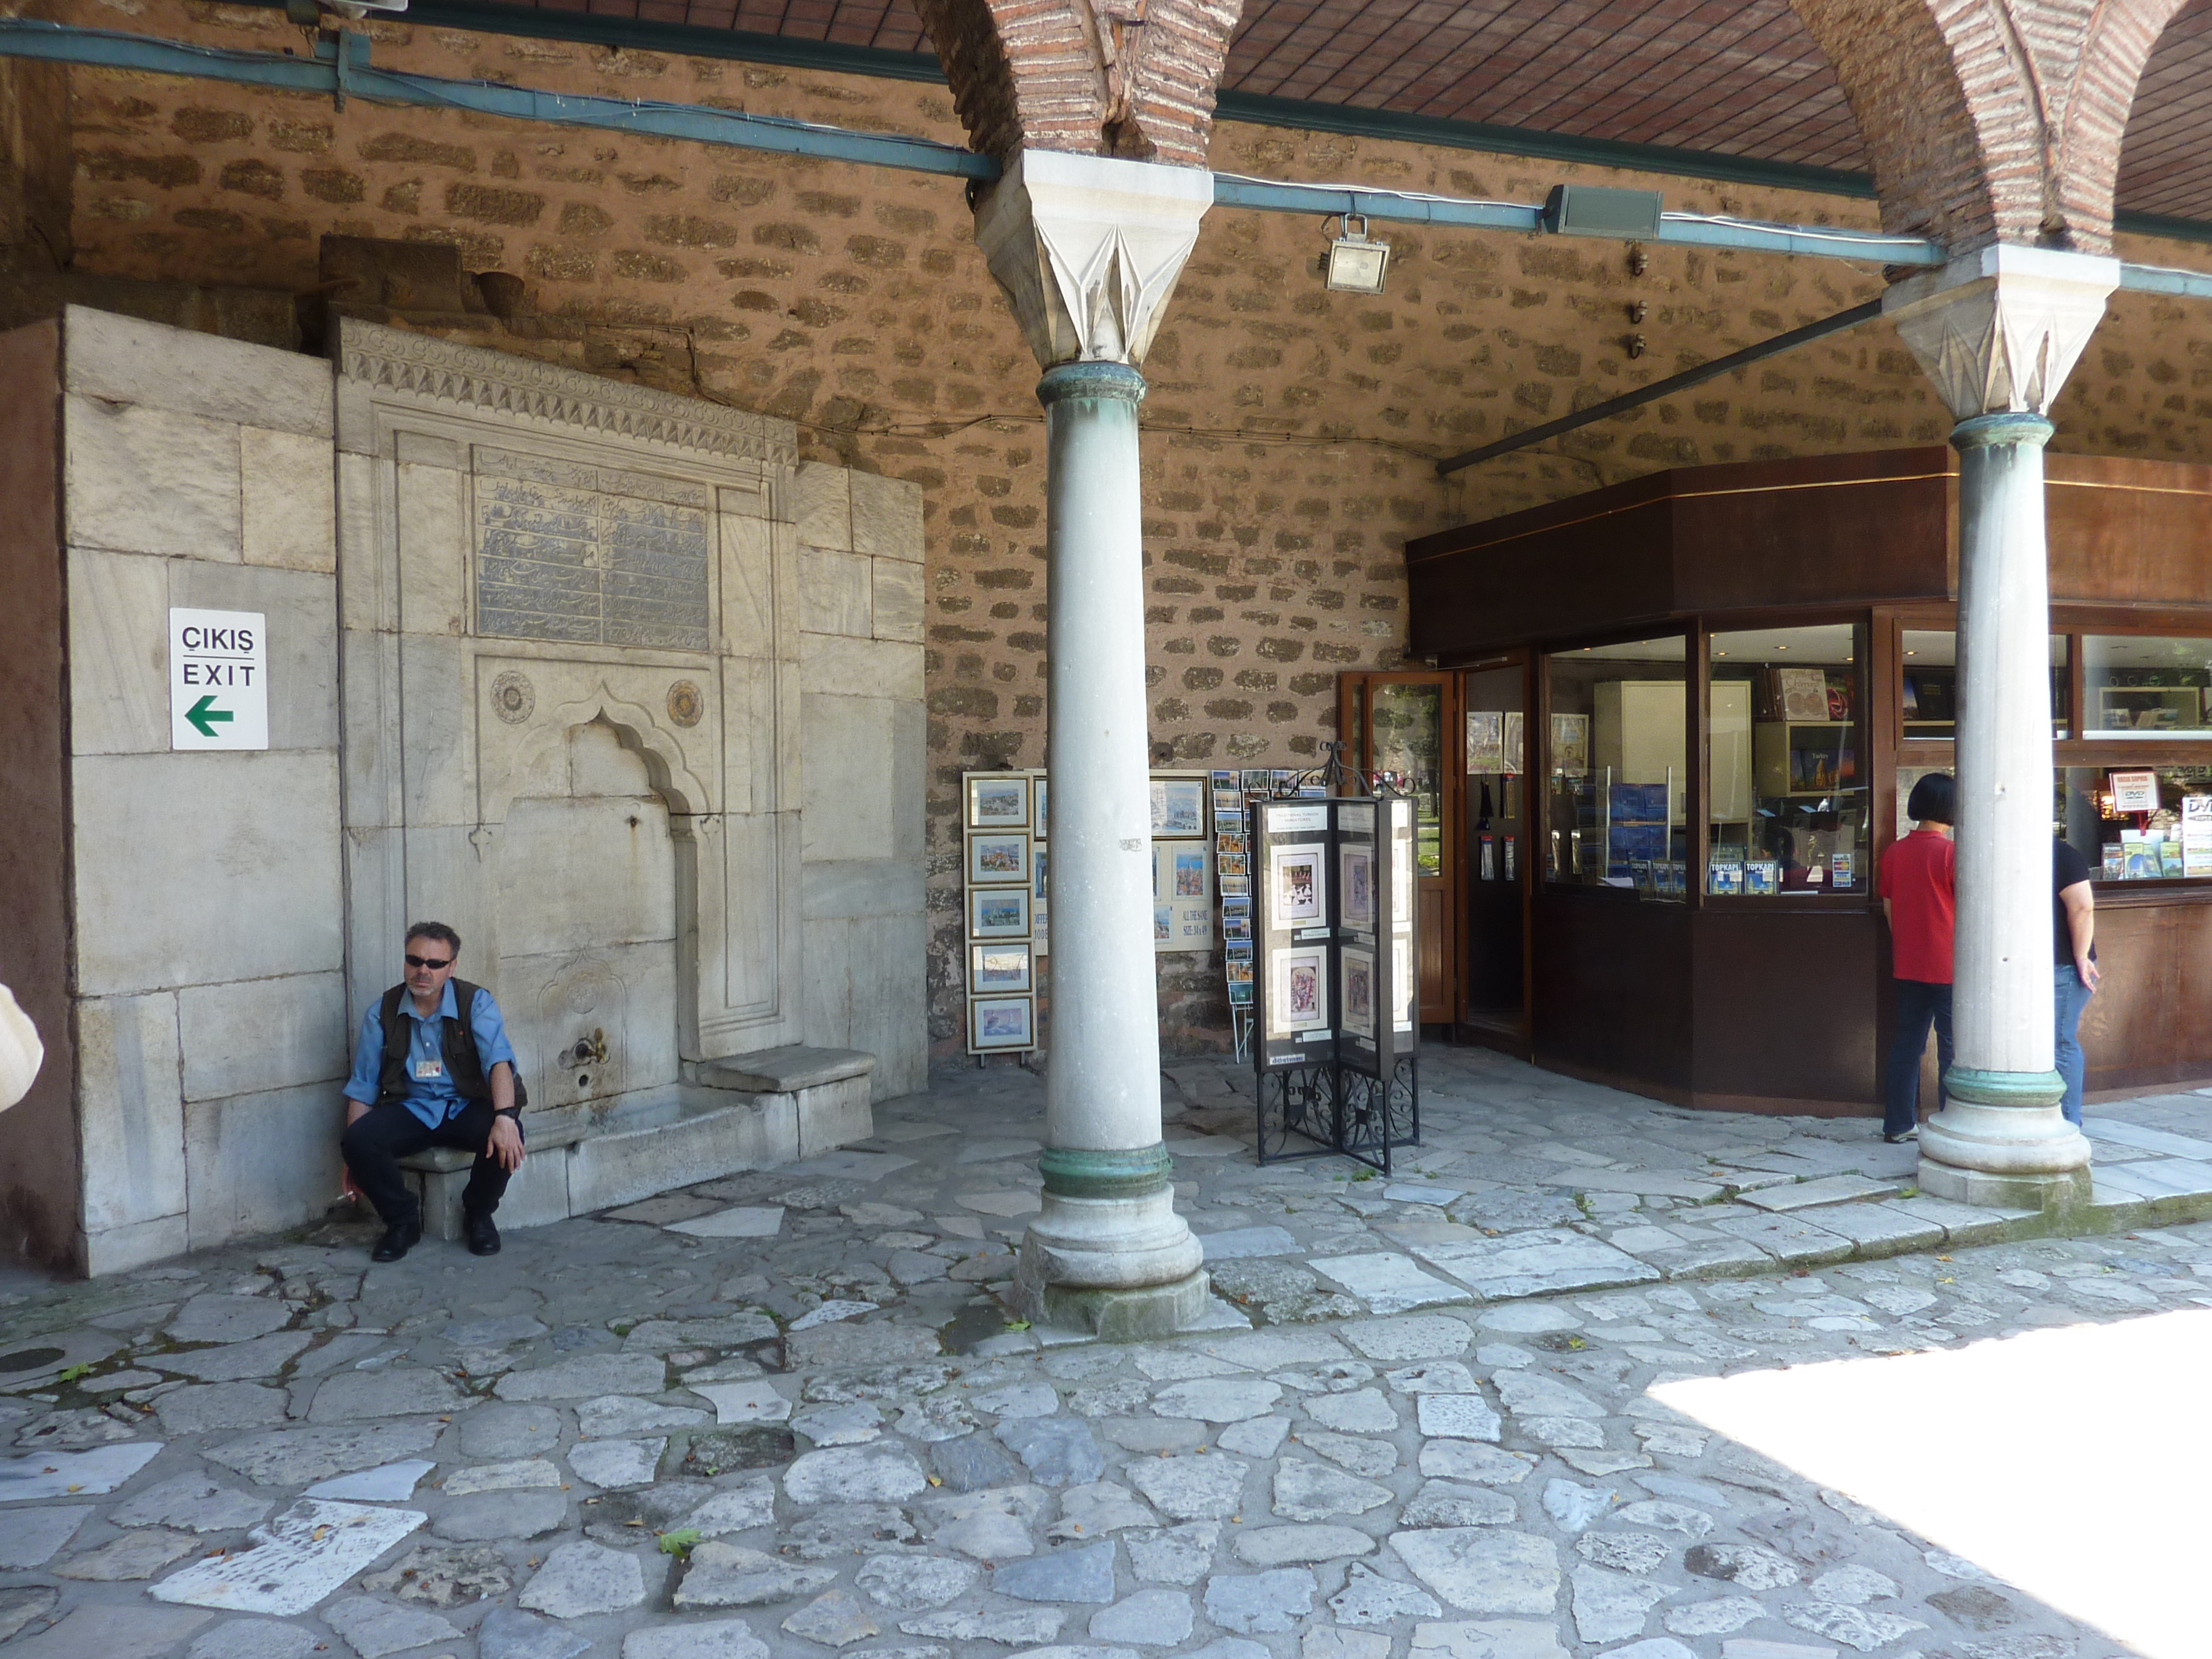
[970,995,1034,1052]
[1154,903,1173,942]
[968,885,1031,940]
[967,774,1031,831]
[1151,776,1207,837]
[1033,843,1049,898]
[970,942,1033,994]
[968,833,1030,885]
[1270,843,1326,925]
[1270,945,1329,1033]
[1340,946,1375,1038]
[1466,711,1504,773]
[1552,712,1590,773]
[1173,846,1208,898]
[1033,776,1049,840]
[1340,845,1375,930]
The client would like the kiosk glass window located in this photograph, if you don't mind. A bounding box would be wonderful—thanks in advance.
[1708,624,1867,896]
[2083,635,2212,738]
[1902,629,2070,739]
[1372,683,1444,876]
[2057,765,2212,880]
[1544,636,1687,898]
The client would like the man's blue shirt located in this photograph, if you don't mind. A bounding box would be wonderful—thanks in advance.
[343,982,517,1129]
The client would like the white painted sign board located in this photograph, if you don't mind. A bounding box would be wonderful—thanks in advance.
[169,608,269,751]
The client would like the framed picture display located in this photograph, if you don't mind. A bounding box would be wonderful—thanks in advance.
[1340,844,1375,930]
[970,942,1034,995]
[1033,776,1049,840]
[1270,945,1329,1033]
[968,833,1030,886]
[968,885,1031,940]
[970,995,1034,1052]
[1552,712,1590,773]
[967,773,1031,831]
[1171,845,1208,898]
[1150,775,1207,837]
[1339,946,1376,1038]
[1032,843,1049,898]
[1466,711,1504,773]
[1270,843,1327,924]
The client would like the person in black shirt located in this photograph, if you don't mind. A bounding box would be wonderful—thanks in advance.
[2054,839,2099,1125]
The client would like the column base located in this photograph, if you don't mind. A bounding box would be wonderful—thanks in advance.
[1915,1158,2091,1213]
[1010,1269,1213,1341]
[1009,1184,1209,1339]
[1919,1073,2092,1212]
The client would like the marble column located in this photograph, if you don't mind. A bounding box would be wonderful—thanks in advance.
[1886,245,2116,1208]
[973,149,1215,1335]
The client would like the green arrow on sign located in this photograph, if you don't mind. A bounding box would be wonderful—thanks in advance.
[186,694,233,739]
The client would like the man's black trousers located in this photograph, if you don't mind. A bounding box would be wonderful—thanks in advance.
[341,1098,519,1230]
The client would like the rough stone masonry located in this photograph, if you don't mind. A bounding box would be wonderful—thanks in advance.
[12,0,2212,1051]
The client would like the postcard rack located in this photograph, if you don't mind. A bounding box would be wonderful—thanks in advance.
[1250,791,1421,1173]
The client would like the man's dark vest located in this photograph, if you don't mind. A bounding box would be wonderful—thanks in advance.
[376,979,526,1109]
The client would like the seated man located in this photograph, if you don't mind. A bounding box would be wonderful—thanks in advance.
[340,922,524,1262]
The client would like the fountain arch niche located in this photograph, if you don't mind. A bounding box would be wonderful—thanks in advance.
[335,321,926,1235]
[497,717,675,1113]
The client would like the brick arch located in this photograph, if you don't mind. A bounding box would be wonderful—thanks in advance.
[1790,0,2186,257]
[912,0,1240,168]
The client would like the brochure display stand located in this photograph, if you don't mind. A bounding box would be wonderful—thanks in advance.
[1251,791,1421,1172]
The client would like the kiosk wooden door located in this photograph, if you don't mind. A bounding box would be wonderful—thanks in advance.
[1338,672,1459,1025]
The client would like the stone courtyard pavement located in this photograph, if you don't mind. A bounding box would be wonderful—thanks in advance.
[6,1044,2212,1659]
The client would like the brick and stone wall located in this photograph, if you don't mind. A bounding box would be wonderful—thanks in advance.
[12,0,2212,1055]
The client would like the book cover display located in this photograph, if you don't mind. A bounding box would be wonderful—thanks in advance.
[1250,794,1421,1171]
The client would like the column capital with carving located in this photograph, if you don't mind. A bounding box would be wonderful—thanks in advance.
[974,148,1214,370]
[1883,244,2120,422]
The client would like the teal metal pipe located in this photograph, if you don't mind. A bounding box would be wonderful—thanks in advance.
[0,18,998,179]
[3,17,2200,292]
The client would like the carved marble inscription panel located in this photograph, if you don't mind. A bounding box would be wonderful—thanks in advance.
[474,446,712,651]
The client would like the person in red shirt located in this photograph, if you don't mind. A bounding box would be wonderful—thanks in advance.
[1877,773,1957,1144]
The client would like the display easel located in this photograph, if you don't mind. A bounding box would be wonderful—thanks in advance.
[1249,763,1421,1174]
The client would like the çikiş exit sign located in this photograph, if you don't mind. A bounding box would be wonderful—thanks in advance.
[169,608,269,751]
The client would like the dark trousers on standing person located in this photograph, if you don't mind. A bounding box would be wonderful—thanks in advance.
[1883,978,1954,1139]
[341,1098,518,1231]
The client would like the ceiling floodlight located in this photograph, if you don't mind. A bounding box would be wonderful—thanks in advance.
[1326,215,1390,295]
[286,0,407,18]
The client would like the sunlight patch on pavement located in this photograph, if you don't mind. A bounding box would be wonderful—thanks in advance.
[1652,1306,2212,1659]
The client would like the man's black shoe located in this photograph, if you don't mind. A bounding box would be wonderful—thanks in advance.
[463,1211,501,1256]
[370,1218,422,1262]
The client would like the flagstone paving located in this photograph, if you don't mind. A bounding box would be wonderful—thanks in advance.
[4,1043,2211,1659]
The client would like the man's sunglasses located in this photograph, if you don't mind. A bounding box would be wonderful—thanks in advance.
[404,954,454,970]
